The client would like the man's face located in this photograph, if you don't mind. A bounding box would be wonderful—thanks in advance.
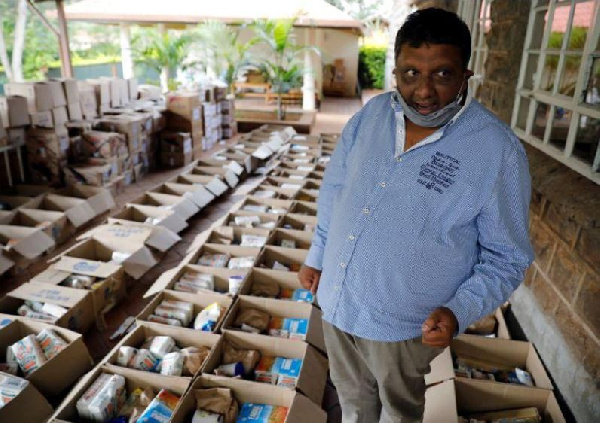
[394,43,471,115]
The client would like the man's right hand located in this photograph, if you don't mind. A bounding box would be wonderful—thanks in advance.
[298,265,322,295]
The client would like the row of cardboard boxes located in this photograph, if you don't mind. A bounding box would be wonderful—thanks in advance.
[0,128,567,422]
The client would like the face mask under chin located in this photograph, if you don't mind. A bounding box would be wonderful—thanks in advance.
[396,82,467,128]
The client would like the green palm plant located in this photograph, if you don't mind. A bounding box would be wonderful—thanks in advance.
[251,17,320,120]
[195,20,258,95]
[133,30,193,92]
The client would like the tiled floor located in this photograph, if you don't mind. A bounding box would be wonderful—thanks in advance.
[0,95,364,420]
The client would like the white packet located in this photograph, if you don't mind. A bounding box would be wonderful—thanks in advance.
[160,352,184,376]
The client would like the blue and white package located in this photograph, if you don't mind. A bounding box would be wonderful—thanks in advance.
[291,289,313,303]
[236,403,288,422]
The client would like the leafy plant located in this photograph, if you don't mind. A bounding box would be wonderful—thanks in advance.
[133,30,193,92]
[358,46,386,89]
[251,17,319,120]
[194,20,258,95]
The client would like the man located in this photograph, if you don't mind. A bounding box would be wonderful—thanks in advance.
[299,8,534,423]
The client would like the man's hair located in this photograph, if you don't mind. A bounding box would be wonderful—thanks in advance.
[394,8,471,68]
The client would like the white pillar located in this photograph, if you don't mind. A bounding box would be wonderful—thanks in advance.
[157,24,168,93]
[119,23,133,79]
[302,28,316,110]
[385,0,414,91]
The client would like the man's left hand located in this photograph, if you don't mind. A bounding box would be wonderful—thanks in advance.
[421,307,458,348]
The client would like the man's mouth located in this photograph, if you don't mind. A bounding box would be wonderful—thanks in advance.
[413,102,438,115]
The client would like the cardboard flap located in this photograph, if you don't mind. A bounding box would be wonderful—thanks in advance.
[53,256,121,278]
[81,225,153,252]
[224,170,239,188]
[157,212,188,234]
[425,347,453,386]
[30,268,71,285]
[205,177,228,196]
[86,189,116,215]
[0,226,55,259]
[48,195,96,227]
[9,282,88,308]
[189,185,215,209]
[174,197,200,220]
[144,264,183,298]
[227,161,244,175]
[145,225,180,252]
[0,253,14,275]
[252,145,272,160]
[287,393,327,423]
[121,246,157,279]
[423,380,457,423]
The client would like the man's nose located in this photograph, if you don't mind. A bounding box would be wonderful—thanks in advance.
[414,76,435,99]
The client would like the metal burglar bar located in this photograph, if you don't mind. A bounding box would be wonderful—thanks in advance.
[511,0,600,184]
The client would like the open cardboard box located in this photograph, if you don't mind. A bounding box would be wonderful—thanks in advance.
[27,194,97,229]
[207,226,271,247]
[189,166,239,188]
[0,371,53,423]
[55,185,116,217]
[0,194,43,211]
[145,263,250,298]
[308,170,325,179]
[137,290,233,334]
[290,134,321,145]
[196,158,246,178]
[101,321,220,378]
[239,268,314,306]
[425,334,552,390]
[267,228,313,250]
[212,149,255,173]
[250,184,298,200]
[108,204,188,234]
[222,295,325,353]
[0,283,94,333]
[423,378,565,423]
[288,201,317,217]
[129,192,199,221]
[0,317,93,398]
[262,176,306,191]
[176,173,229,197]
[278,161,316,173]
[293,189,318,203]
[49,363,191,423]
[255,246,308,273]
[203,330,328,404]
[270,168,312,180]
[186,242,261,267]
[225,211,281,230]
[237,196,294,214]
[0,225,55,274]
[171,374,326,423]
[157,181,215,209]
[279,214,317,232]
[1,209,69,245]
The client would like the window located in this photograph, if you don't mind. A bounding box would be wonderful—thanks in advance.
[457,0,493,94]
[511,0,600,184]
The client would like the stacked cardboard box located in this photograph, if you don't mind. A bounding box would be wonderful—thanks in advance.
[0,95,29,147]
[164,91,203,159]
[202,99,220,153]
[219,98,238,140]
[159,131,193,168]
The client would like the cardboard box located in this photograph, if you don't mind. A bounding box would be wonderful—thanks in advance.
[2,208,69,244]
[0,194,41,210]
[137,290,233,333]
[186,243,261,271]
[0,317,93,397]
[4,82,53,113]
[177,174,229,197]
[46,81,67,107]
[222,296,325,353]
[204,330,328,404]
[160,131,193,153]
[207,226,271,247]
[225,210,281,230]
[50,364,190,422]
[27,194,96,229]
[0,283,95,333]
[0,95,30,127]
[66,102,82,121]
[426,334,553,389]
[155,182,215,209]
[0,225,55,272]
[65,159,118,187]
[0,371,53,423]
[254,246,308,273]
[7,127,25,145]
[288,201,317,217]
[171,374,326,423]
[56,185,116,217]
[294,189,318,203]
[266,228,313,250]
[165,111,203,133]
[95,115,142,152]
[239,268,314,304]
[109,204,188,234]
[127,78,138,100]
[166,91,201,118]
[130,192,200,221]
[54,78,79,104]
[147,263,251,298]
[78,86,98,119]
[29,110,53,129]
[102,321,220,377]
[423,378,565,423]
[161,150,193,168]
[190,166,239,188]
[278,214,317,232]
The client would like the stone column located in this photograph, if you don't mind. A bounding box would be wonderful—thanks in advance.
[303,28,316,110]
[119,23,133,79]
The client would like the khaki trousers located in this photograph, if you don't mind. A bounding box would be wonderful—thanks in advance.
[323,320,443,423]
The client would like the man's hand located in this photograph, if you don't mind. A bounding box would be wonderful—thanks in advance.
[298,264,322,295]
[422,307,458,348]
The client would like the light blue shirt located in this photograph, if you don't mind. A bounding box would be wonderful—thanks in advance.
[306,92,534,342]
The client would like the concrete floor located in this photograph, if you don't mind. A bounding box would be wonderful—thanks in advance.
[0,95,364,419]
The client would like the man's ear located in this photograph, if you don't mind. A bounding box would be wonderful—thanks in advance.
[464,69,475,78]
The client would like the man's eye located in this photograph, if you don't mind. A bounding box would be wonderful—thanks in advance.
[406,69,418,77]
[435,70,452,78]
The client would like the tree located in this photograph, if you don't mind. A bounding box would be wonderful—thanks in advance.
[133,30,193,92]
[0,0,28,82]
[194,20,258,95]
[252,17,319,120]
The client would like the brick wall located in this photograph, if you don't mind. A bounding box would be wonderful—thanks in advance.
[477,1,600,422]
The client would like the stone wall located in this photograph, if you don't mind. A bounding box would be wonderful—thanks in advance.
[476,1,600,422]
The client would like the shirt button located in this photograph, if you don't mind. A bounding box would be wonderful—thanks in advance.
[397,157,403,162]
[340,262,346,268]
[363,207,370,214]
[348,234,355,240]
[380,182,386,188]
[334,285,341,291]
